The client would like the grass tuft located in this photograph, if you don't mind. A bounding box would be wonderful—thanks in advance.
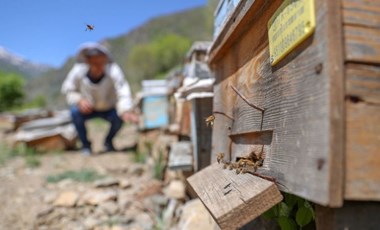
[46,169,104,183]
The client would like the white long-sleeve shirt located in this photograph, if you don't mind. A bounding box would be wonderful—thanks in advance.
[61,63,133,116]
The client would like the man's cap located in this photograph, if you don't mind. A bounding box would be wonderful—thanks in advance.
[76,42,113,63]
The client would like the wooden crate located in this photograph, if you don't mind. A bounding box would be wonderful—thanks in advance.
[188,0,379,228]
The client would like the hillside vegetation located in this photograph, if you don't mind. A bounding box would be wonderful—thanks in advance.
[27,0,218,109]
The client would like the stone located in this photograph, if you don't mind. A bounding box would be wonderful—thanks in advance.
[135,180,162,199]
[129,165,145,176]
[43,192,57,204]
[36,206,54,218]
[118,191,134,210]
[123,224,144,230]
[84,216,100,229]
[119,179,132,189]
[53,191,79,207]
[94,177,119,188]
[111,225,129,230]
[134,212,154,230]
[162,199,178,228]
[57,178,74,189]
[99,201,119,216]
[176,199,218,230]
[150,194,169,207]
[82,189,117,206]
[163,180,186,200]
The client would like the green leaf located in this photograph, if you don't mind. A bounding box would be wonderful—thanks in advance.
[303,200,315,219]
[278,202,291,217]
[284,193,299,210]
[277,217,297,230]
[296,206,313,227]
[262,205,279,220]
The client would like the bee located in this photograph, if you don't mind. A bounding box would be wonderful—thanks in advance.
[205,114,215,127]
[85,24,95,31]
[216,153,225,164]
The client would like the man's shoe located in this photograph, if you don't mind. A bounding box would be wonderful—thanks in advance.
[104,142,116,152]
[81,148,92,156]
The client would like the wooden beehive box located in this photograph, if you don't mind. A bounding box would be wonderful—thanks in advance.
[188,0,380,228]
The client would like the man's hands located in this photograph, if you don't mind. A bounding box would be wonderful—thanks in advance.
[78,99,93,114]
[122,112,139,124]
[78,99,138,124]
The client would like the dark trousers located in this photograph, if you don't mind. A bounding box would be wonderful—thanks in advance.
[70,106,123,149]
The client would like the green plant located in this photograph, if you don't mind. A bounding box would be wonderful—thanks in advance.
[153,150,165,180]
[24,147,40,168]
[46,169,104,183]
[262,193,315,230]
[134,150,147,163]
[0,71,25,111]
[0,143,40,168]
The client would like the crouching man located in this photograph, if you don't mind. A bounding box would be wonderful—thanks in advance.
[62,43,138,155]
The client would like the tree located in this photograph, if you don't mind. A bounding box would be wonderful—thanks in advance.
[127,33,191,84]
[0,72,25,111]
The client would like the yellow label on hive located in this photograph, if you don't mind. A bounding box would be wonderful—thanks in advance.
[268,0,316,66]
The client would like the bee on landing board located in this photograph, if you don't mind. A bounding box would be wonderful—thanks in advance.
[85,24,95,31]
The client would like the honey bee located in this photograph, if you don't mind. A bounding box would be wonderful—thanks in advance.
[205,114,215,127]
[85,24,95,31]
[216,153,225,164]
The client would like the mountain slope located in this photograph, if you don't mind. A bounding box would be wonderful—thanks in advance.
[0,47,52,79]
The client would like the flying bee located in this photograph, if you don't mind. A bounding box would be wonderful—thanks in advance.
[205,114,215,127]
[216,153,225,164]
[85,24,95,31]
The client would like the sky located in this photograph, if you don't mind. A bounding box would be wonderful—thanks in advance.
[0,0,207,67]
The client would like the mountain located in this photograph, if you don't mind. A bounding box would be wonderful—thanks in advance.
[0,46,52,79]
[27,0,219,109]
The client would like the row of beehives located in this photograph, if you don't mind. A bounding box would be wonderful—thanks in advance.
[134,41,214,174]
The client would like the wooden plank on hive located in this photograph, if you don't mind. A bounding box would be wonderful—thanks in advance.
[209,0,344,206]
[168,141,193,171]
[346,63,380,104]
[187,162,283,230]
[342,0,380,29]
[344,25,380,65]
[345,100,380,200]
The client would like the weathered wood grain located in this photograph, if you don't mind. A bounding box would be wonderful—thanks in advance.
[346,63,380,104]
[344,25,380,64]
[187,163,283,230]
[345,100,380,200]
[209,0,344,206]
[230,130,273,163]
[342,0,380,28]
[211,72,235,164]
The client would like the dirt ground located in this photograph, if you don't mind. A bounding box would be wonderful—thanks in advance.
[0,122,148,230]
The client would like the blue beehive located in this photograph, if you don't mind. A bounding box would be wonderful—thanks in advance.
[141,80,169,130]
[142,95,169,129]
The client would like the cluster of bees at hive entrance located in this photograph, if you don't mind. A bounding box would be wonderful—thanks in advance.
[205,114,265,175]
[217,152,264,174]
